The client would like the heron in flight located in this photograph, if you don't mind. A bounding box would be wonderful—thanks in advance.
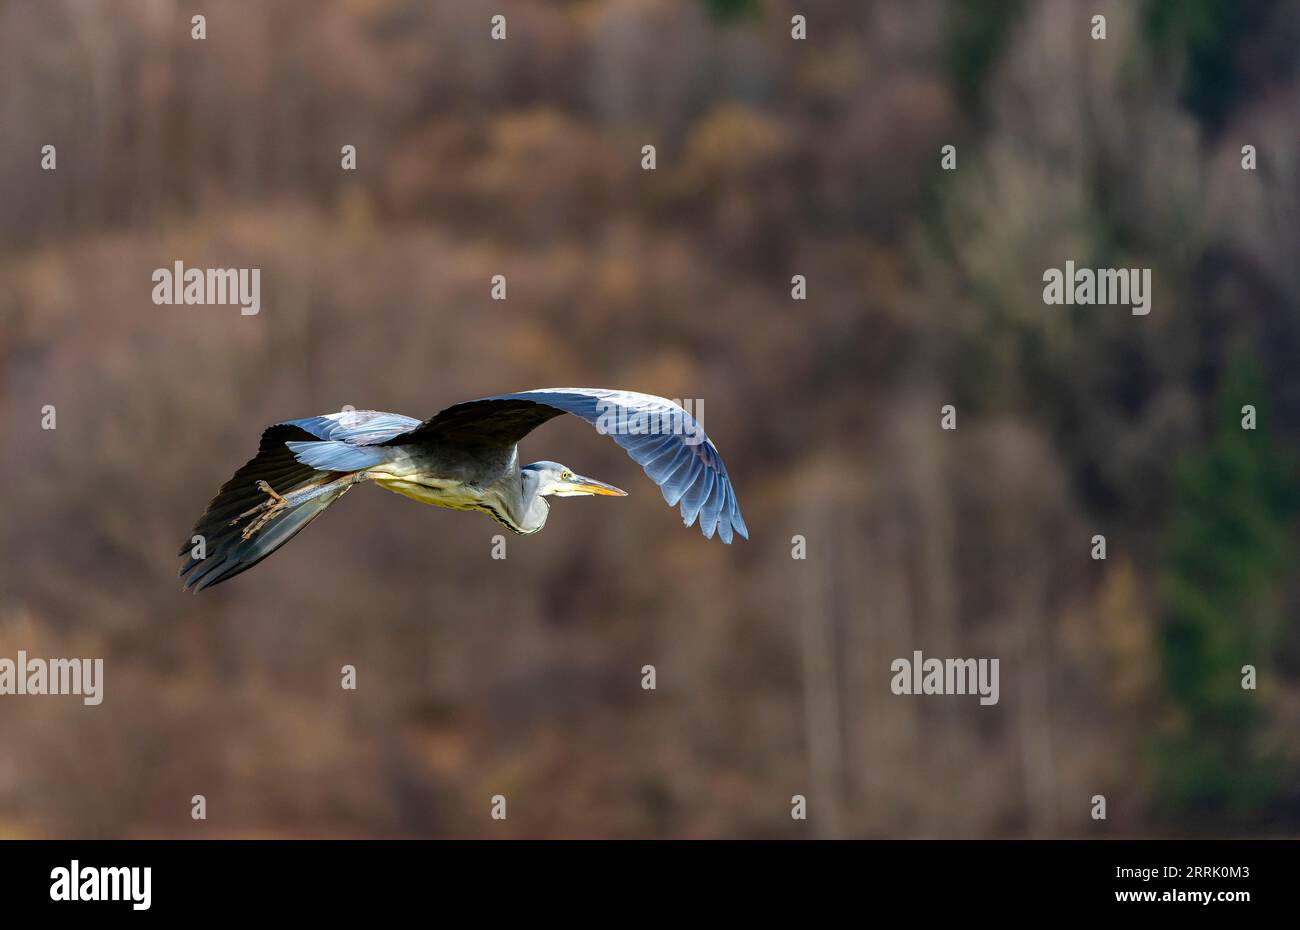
[179,389,748,591]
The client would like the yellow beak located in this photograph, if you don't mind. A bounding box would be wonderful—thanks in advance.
[571,476,627,496]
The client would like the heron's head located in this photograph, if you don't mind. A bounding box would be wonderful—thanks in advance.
[522,461,627,498]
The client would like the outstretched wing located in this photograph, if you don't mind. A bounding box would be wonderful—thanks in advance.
[383,389,748,543]
[179,411,420,591]
[178,423,348,591]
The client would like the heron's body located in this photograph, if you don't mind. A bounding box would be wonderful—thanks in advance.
[180,388,747,591]
[367,446,547,533]
[373,475,488,511]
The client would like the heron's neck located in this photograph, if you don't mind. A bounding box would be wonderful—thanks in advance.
[500,474,549,535]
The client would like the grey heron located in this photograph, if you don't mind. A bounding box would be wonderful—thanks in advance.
[179,389,748,591]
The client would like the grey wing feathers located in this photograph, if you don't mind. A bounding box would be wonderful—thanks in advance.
[280,409,418,471]
[387,389,749,543]
[281,410,422,444]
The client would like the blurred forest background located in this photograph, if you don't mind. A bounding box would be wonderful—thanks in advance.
[1,0,1298,838]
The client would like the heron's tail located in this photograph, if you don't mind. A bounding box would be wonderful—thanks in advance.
[178,425,358,592]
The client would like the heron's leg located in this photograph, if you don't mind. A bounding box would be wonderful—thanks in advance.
[235,473,370,541]
[237,481,293,540]
[233,480,288,522]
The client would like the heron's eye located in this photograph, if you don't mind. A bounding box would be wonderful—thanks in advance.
[562,471,573,481]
